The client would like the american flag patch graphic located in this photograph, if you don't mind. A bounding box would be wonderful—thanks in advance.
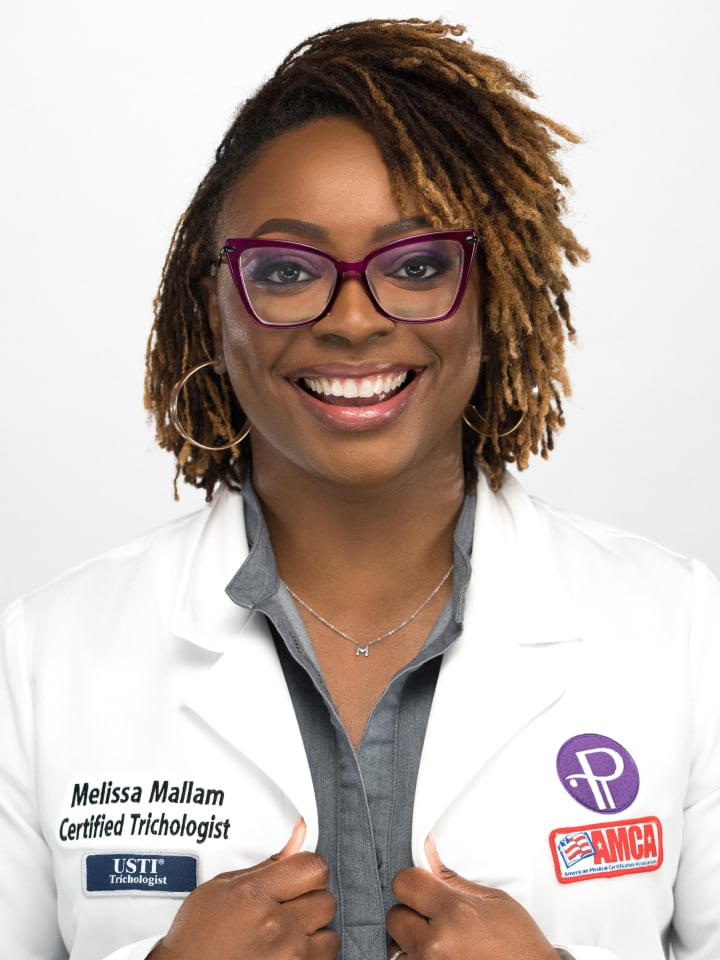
[558,831,595,868]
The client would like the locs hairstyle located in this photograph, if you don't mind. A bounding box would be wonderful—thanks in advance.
[145,18,588,499]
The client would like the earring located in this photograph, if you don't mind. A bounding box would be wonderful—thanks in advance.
[169,360,251,451]
[462,403,525,438]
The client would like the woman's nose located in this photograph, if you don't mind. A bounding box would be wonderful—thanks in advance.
[311,275,396,344]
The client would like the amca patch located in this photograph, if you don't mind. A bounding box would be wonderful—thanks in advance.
[549,816,663,883]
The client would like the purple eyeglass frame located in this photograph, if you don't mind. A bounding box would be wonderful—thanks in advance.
[211,229,479,328]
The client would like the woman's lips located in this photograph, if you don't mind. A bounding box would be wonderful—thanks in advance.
[289,368,421,431]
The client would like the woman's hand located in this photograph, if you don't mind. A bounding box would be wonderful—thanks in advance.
[386,835,558,960]
[148,818,339,960]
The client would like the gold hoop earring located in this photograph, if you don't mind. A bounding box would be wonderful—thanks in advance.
[462,403,525,439]
[169,360,251,451]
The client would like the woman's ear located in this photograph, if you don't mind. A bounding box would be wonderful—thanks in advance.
[202,276,227,374]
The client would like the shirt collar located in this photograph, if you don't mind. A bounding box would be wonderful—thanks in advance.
[225,480,281,609]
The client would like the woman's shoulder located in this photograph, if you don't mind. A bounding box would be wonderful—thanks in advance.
[525,486,718,620]
[4,487,245,624]
[497,472,717,599]
[534,493,688,560]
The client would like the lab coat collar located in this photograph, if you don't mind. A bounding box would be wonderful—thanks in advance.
[470,469,578,647]
[170,487,253,653]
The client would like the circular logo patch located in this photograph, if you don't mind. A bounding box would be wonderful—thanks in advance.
[556,733,639,814]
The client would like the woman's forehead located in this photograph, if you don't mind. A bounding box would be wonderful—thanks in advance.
[214,117,425,249]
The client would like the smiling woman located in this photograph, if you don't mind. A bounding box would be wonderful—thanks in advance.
[146,21,587,501]
[2,16,720,960]
[201,118,484,490]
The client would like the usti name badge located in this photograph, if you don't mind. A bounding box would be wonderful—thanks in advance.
[83,853,198,896]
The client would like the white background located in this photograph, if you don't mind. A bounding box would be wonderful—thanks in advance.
[1,0,718,609]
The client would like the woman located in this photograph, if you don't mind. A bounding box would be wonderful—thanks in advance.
[1,18,718,960]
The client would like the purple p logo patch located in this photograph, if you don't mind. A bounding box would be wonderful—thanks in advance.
[557,733,639,814]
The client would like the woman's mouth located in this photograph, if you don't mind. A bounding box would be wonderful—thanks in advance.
[290,367,422,431]
[299,370,414,406]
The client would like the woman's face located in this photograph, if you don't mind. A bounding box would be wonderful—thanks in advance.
[207,116,483,491]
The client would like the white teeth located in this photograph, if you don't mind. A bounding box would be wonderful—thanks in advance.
[303,371,409,399]
[344,380,359,398]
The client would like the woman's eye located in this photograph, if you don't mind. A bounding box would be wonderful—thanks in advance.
[390,255,449,281]
[250,259,318,285]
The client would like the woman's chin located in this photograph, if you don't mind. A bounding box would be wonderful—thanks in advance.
[251,425,463,498]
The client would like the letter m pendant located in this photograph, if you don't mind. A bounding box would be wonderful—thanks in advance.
[355,645,369,657]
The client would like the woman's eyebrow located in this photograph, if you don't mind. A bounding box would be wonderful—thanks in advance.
[248,216,433,244]
[251,218,330,241]
[372,216,431,241]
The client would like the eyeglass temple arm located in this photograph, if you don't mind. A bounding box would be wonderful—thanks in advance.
[208,244,236,277]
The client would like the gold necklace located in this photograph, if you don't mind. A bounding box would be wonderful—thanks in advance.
[282,564,454,658]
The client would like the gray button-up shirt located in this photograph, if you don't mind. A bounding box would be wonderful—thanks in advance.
[226,483,475,960]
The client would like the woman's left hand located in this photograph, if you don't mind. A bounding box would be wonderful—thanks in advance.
[386,835,559,960]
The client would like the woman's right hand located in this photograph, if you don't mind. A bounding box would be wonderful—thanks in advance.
[148,818,339,960]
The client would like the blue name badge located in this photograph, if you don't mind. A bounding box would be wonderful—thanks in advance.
[83,853,198,896]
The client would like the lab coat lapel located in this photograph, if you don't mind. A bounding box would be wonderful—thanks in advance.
[180,612,319,848]
[170,489,319,849]
[413,474,580,864]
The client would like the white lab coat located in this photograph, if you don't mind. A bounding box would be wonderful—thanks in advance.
[1,473,718,960]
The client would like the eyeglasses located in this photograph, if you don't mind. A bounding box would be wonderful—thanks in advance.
[210,230,479,328]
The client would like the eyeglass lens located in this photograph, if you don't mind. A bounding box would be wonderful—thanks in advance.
[237,237,465,325]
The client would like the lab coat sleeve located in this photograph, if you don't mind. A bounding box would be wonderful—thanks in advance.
[669,559,720,960]
[0,601,164,960]
[561,560,720,960]
[0,599,66,959]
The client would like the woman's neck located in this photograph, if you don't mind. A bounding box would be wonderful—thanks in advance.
[250,454,466,599]
[250,452,468,743]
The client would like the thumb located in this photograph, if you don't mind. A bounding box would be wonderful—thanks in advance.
[424,833,482,896]
[424,832,453,879]
[275,816,307,859]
